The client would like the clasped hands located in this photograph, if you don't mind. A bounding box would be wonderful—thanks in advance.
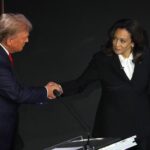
[45,82,63,99]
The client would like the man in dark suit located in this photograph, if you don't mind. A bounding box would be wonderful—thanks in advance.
[0,13,62,150]
[56,19,150,149]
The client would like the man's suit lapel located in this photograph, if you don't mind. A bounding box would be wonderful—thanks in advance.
[0,46,15,70]
[0,46,10,64]
[0,46,18,81]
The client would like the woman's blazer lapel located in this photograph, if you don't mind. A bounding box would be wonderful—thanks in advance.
[111,54,130,82]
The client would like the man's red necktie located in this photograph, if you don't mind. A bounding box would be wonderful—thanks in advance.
[8,53,14,65]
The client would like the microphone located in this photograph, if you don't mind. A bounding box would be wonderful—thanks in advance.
[53,89,62,97]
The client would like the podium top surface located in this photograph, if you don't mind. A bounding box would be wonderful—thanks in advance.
[44,136,137,150]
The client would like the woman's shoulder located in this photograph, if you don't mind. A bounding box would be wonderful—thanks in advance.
[92,49,111,62]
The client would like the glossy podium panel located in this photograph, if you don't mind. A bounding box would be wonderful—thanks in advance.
[43,135,137,150]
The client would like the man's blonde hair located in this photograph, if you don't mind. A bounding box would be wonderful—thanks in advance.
[0,13,32,42]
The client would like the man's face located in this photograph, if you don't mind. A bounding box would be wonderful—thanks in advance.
[8,31,29,53]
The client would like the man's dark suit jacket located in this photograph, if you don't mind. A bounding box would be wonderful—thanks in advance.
[62,47,150,139]
[0,46,48,150]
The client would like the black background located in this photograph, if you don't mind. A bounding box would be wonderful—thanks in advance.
[1,0,150,149]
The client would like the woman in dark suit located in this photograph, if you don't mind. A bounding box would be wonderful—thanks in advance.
[59,19,150,149]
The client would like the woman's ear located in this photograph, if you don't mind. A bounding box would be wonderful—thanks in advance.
[131,43,134,48]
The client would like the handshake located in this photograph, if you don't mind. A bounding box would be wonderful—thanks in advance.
[45,82,63,99]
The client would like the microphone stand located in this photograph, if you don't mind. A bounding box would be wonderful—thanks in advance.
[84,133,95,150]
[53,90,95,149]
[60,101,95,149]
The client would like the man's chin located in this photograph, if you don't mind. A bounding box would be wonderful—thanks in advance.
[18,48,24,52]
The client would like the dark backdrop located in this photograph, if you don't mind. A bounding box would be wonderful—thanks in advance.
[3,0,150,150]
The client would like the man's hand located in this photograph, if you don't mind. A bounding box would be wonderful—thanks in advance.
[45,82,63,99]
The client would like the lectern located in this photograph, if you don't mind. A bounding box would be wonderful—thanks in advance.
[43,135,137,150]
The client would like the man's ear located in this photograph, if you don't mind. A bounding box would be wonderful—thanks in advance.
[6,38,12,46]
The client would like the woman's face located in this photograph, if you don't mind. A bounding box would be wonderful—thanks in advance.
[112,28,134,58]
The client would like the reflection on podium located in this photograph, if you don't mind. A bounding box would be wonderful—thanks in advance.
[43,135,137,150]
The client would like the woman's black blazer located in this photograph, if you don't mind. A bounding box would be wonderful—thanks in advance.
[62,47,150,138]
